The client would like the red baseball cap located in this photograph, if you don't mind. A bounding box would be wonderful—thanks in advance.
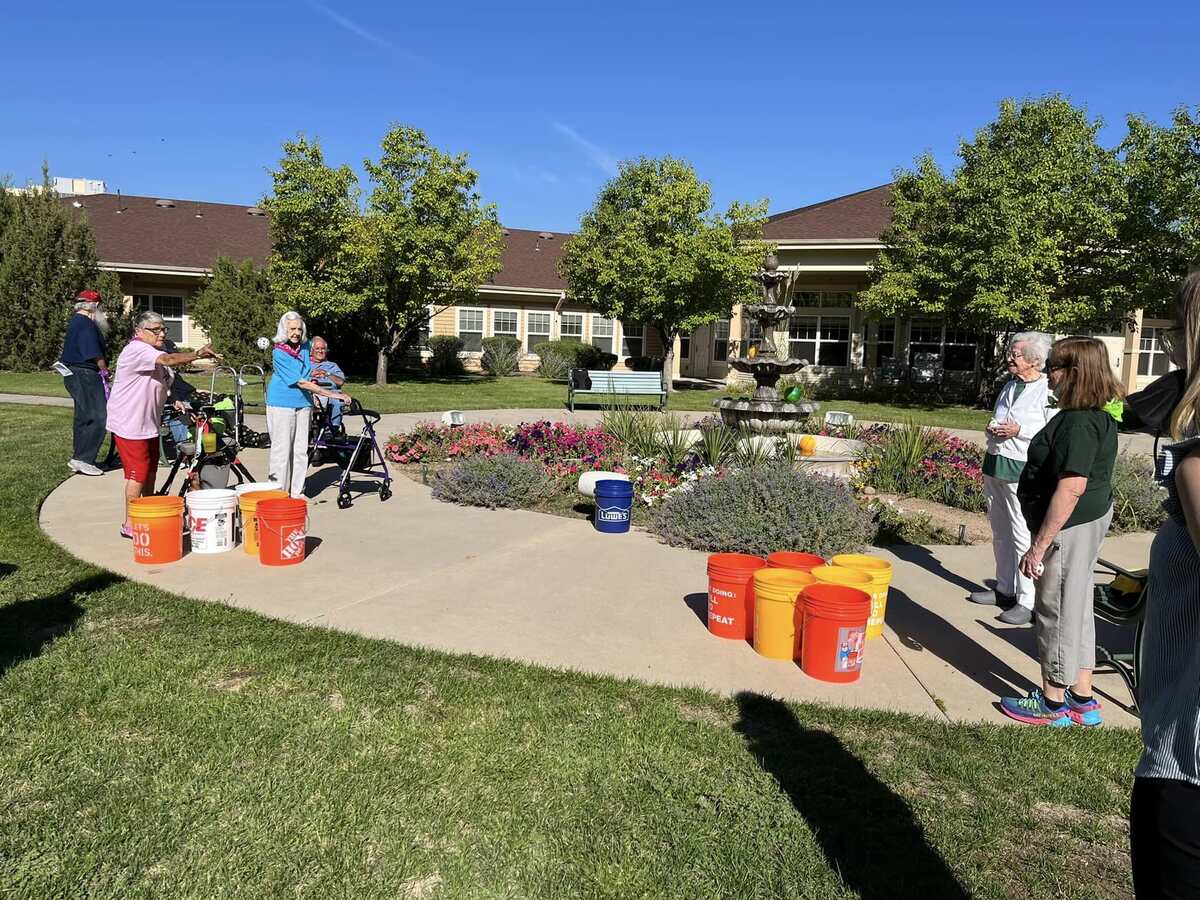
[75,289,101,302]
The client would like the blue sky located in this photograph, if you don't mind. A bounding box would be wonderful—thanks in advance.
[2,1,1196,232]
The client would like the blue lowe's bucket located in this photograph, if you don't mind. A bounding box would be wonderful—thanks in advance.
[594,479,634,534]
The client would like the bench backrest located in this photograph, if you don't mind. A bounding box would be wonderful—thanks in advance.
[583,370,664,393]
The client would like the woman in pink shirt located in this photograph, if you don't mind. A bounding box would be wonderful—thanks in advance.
[107,311,220,537]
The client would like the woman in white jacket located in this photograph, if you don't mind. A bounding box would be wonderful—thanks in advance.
[969,332,1057,624]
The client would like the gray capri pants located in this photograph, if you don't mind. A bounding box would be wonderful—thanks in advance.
[1034,506,1113,687]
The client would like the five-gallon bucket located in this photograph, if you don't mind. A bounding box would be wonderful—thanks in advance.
[239,489,288,556]
[185,489,238,554]
[129,495,185,565]
[831,554,893,639]
[752,568,816,661]
[257,497,309,566]
[766,551,826,574]
[706,553,767,640]
[594,479,634,534]
[800,583,872,683]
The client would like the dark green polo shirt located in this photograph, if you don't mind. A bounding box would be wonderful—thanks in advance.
[1017,408,1117,534]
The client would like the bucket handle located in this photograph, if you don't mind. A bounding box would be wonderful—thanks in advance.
[258,513,311,537]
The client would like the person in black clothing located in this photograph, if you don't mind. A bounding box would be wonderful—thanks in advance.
[59,289,110,476]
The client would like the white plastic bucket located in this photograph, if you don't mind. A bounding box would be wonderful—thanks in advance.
[186,488,238,554]
[234,481,282,495]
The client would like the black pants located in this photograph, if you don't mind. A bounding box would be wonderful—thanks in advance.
[63,366,107,464]
[1131,777,1200,899]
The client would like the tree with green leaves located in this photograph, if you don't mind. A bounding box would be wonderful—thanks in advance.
[264,126,504,385]
[189,258,280,367]
[1120,105,1200,315]
[0,166,114,370]
[560,157,767,391]
[860,96,1131,367]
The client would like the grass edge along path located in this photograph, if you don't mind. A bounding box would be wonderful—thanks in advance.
[0,370,993,430]
[1,403,1134,898]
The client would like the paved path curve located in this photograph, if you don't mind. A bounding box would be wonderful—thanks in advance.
[38,439,1150,728]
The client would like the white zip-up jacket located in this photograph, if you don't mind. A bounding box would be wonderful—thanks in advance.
[986,375,1057,463]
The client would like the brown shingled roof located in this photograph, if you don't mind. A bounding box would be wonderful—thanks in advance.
[763,184,893,242]
[487,227,570,292]
[62,194,272,269]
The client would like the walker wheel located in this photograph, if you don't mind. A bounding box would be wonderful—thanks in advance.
[380,485,392,502]
[337,492,352,509]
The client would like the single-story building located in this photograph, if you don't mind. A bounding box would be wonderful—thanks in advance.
[66,188,1174,391]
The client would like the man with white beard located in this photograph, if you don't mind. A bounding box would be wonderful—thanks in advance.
[59,289,110,475]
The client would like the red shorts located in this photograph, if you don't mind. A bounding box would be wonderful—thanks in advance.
[113,435,160,484]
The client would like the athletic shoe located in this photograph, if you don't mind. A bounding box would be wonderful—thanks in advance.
[997,604,1034,625]
[1000,690,1073,727]
[119,525,133,540]
[68,459,103,476]
[1065,691,1103,727]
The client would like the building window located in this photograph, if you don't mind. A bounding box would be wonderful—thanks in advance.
[789,315,850,366]
[133,294,185,343]
[492,310,518,340]
[621,322,644,358]
[908,320,977,371]
[1139,326,1172,376]
[872,319,896,367]
[457,308,484,352]
[793,291,822,308]
[679,333,691,359]
[824,291,853,308]
[527,311,551,352]
[591,315,614,353]
[744,318,764,353]
[713,319,730,361]
[560,312,583,342]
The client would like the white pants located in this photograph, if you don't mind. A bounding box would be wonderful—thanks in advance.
[266,406,311,499]
[984,474,1034,610]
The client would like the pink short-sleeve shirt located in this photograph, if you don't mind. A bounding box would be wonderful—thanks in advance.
[106,338,174,439]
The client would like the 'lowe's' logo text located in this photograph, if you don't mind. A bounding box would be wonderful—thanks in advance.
[597,505,629,523]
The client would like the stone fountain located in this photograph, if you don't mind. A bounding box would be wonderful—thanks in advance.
[714,252,819,432]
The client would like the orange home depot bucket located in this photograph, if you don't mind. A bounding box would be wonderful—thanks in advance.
[128,495,185,565]
[766,551,826,573]
[257,498,309,567]
[239,490,287,556]
[752,568,815,661]
[800,583,872,683]
[706,553,767,640]
[831,554,894,639]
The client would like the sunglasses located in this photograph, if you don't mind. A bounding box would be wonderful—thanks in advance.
[1046,363,1071,373]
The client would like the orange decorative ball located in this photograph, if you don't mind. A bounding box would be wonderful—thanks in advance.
[798,435,817,457]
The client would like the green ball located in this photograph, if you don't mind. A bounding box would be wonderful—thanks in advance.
[785,387,803,403]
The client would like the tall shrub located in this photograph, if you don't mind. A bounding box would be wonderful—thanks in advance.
[189,258,279,367]
[481,336,521,376]
[428,335,464,375]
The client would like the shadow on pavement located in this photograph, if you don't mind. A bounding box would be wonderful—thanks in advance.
[0,571,113,678]
[733,692,968,900]
[888,544,985,595]
[683,592,708,628]
[886,587,1037,698]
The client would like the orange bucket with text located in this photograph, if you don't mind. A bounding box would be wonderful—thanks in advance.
[239,490,287,556]
[257,498,309,567]
[766,551,826,574]
[752,568,816,661]
[706,553,767,640]
[800,582,872,683]
[128,495,185,565]
[831,554,894,639]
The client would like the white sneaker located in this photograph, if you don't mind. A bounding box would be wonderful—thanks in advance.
[68,459,103,476]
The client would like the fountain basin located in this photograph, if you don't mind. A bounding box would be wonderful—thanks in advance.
[714,397,819,432]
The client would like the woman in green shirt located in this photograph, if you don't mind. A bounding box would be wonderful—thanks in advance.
[1002,337,1122,727]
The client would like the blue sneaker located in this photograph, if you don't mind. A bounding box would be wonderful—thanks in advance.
[1065,691,1103,727]
[1000,690,1073,727]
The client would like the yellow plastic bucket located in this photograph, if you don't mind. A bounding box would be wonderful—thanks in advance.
[830,554,893,639]
[238,490,287,556]
[752,568,815,661]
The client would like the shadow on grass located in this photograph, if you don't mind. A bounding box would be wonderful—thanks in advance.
[733,692,968,899]
[0,571,116,677]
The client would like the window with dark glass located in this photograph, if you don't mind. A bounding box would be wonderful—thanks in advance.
[560,312,583,342]
[1138,327,1171,376]
[457,308,484,352]
[713,320,730,361]
[134,294,185,343]
[527,312,551,351]
[873,320,896,367]
[591,316,614,353]
[621,322,644,358]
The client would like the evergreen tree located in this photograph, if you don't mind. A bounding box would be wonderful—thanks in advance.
[189,257,279,367]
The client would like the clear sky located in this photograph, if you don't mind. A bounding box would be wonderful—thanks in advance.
[2,1,1196,232]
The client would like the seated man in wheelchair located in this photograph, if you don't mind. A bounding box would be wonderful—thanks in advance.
[309,336,346,433]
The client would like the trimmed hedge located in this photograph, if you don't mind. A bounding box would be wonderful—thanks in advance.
[532,340,616,371]
[428,335,464,375]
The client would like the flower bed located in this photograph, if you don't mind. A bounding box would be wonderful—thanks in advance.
[853,423,986,514]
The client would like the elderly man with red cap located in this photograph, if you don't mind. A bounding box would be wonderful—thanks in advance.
[58,289,110,476]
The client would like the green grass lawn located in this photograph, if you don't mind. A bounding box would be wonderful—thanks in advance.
[0,403,1138,897]
[0,370,993,430]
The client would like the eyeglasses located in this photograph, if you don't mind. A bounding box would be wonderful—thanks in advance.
[1046,363,1071,373]
[141,326,166,334]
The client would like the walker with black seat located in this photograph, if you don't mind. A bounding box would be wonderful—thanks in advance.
[309,396,392,508]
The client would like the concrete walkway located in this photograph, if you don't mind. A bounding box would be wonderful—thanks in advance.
[39,443,1150,729]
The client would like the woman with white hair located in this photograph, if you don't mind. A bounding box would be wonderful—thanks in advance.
[968,331,1057,625]
[266,311,350,499]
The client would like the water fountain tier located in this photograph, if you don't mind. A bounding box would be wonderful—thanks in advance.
[713,253,819,432]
